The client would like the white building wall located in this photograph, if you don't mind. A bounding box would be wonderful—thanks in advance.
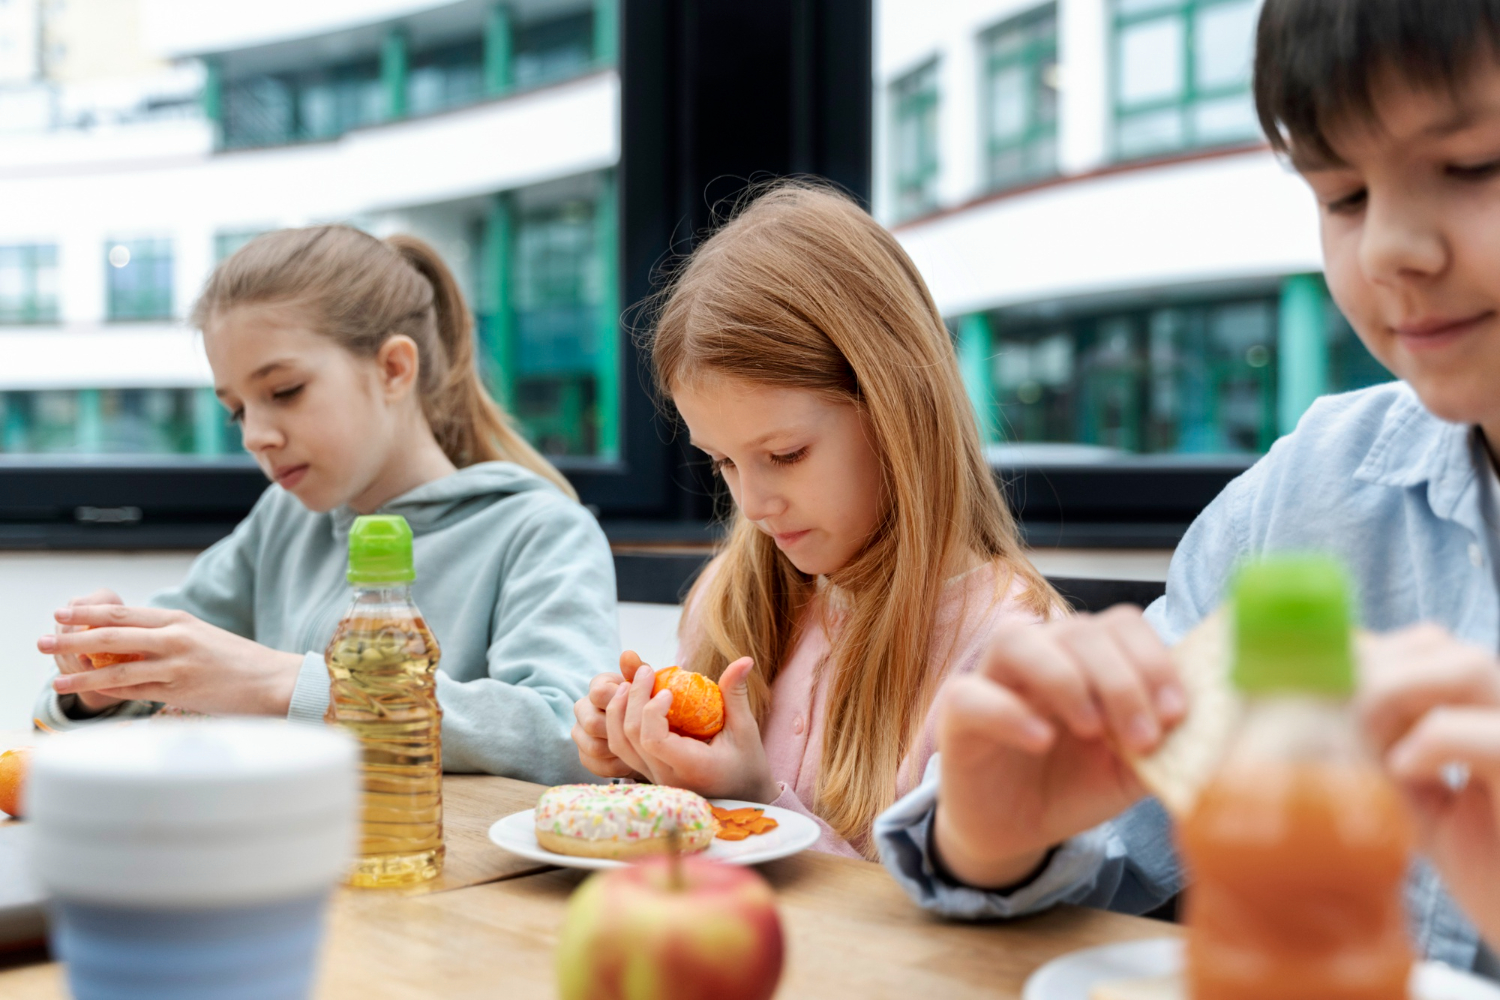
[1057,0,1109,174]
[0,0,39,83]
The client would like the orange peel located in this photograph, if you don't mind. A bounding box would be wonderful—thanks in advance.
[78,625,145,669]
[652,666,725,740]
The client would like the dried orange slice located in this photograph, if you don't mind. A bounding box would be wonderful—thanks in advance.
[653,666,725,740]
[710,803,779,841]
[78,626,145,669]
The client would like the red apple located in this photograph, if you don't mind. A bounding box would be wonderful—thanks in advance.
[556,854,784,1000]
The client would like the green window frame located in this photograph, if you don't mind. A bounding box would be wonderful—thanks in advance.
[0,245,60,325]
[982,4,1059,192]
[1112,0,1261,161]
[890,60,941,222]
[106,238,174,322]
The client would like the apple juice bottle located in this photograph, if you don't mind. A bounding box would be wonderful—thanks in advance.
[325,514,444,887]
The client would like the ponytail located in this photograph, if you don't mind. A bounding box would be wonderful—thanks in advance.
[385,235,579,498]
[192,225,578,501]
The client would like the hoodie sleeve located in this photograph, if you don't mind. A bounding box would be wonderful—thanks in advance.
[32,493,268,731]
[432,493,615,782]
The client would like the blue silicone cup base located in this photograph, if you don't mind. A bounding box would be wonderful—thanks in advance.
[52,893,328,1000]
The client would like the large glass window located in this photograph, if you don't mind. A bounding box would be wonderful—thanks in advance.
[408,39,484,116]
[477,171,618,461]
[0,245,60,324]
[514,11,595,90]
[0,389,222,455]
[982,5,1059,191]
[106,238,174,322]
[1113,0,1261,160]
[986,288,1390,457]
[891,61,941,221]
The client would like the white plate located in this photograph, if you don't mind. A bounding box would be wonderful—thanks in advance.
[1023,938,1500,1000]
[488,798,822,871]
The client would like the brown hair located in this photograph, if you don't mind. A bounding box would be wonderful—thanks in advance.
[192,225,575,498]
[651,181,1060,853]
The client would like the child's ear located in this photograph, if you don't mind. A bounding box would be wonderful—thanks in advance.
[375,335,421,400]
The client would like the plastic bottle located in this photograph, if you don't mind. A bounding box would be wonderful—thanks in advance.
[1179,556,1412,1000]
[325,514,444,887]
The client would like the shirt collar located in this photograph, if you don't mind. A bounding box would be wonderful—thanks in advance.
[1353,385,1481,527]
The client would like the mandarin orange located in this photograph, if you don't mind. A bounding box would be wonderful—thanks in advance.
[0,747,33,818]
[79,625,145,668]
[652,666,725,740]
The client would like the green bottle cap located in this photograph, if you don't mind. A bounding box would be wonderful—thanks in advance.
[1231,555,1354,696]
[347,515,416,585]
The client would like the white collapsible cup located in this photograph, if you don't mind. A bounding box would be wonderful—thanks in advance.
[26,718,358,1000]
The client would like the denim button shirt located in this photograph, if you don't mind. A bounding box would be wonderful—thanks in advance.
[873,382,1491,971]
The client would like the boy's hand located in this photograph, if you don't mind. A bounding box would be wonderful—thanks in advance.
[934,606,1186,889]
[605,657,778,803]
[52,589,126,712]
[573,651,647,779]
[1358,625,1500,944]
[39,605,303,717]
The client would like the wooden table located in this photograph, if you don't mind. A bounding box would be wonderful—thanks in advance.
[0,732,1180,998]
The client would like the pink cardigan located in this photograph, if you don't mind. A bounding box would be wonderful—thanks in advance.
[679,560,1046,858]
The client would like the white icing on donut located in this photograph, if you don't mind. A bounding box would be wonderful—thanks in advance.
[535,784,716,842]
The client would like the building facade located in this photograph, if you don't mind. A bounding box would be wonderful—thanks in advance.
[0,0,619,461]
[876,0,1390,460]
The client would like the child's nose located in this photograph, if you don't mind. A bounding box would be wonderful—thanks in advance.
[238,412,283,453]
[737,476,787,522]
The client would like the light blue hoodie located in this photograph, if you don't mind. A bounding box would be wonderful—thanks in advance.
[34,461,615,785]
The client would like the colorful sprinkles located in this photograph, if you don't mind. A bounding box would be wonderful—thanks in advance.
[535,784,717,843]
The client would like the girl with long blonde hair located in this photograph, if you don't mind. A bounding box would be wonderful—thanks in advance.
[36,225,613,783]
[572,182,1061,856]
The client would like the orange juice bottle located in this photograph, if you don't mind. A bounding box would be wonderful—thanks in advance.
[1179,557,1412,1000]
[325,515,444,887]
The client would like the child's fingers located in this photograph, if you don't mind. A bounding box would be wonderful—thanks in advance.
[1360,630,1500,753]
[587,672,624,711]
[634,690,680,756]
[53,605,176,629]
[938,674,1055,755]
[718,657,756,731]
[621,664,657,746]
[982,626,1102,738]
[53,659,159,695]
[604,683,650,777]
[68,589,123,609]
[570,722,617,762]
[40,625,159,658]
[619,650,644,683]
[1387,707,1500,787]
[1098,606,1185,722]
[1061,624,1161,753]
[574,697,609,740]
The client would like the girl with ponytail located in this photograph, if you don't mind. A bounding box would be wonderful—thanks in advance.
[35,225,613,783]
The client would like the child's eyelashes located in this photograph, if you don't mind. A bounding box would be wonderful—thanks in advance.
[272,385,304,403]
[1448,158,1500,181]
[1324,188,1368,215]
[769,447,809,466]
[711,457,735,475]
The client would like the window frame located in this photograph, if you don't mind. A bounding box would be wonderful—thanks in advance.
[1111,0,1259,160]
[890,59,942,221]
[981,3,1059,192]
[0,244,60,325]
[105,237,175,323]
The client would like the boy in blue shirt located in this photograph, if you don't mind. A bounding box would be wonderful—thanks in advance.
[874,0,1500,976]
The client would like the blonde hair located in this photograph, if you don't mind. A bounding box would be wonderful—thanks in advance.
[192,225,576,499]
[651,181,1059,853]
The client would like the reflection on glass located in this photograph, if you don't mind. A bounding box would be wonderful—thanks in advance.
[988,292,1391,457]
[513,12,595,90]
[1195,0,1258,90]
[1118,19,1184,105]
[0,389,241,457]
[982,4,1059,191]
[0,246,59,325]
[106,239,174,322]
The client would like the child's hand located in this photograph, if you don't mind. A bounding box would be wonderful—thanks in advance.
[1359,625,1500,945]
[605,657,777,803]
[52,589,126,712]
[572,651,647,779]
[39,605,304,717]
[933,606,1185,889]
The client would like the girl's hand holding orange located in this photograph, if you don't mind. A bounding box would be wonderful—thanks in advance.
[39,604,305,717]
[605,656,777,803]
[51,588,128,713]
[573,651,647,780]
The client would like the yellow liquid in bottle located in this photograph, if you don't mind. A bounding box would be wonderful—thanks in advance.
[325,610,444,887]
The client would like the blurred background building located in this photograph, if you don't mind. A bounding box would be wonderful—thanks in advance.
[0,0,619,461]
[875,0,1389,461]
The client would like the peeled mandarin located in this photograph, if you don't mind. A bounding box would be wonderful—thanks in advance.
[79,625,145,669]
[0,747,33,818]
[652,666,725,740]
